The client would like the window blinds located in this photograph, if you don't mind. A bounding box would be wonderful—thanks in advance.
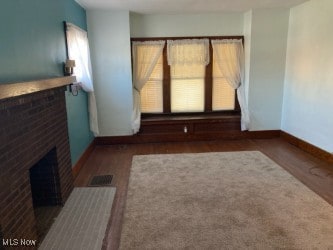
[212,55,235,110]
[140,55,163,113]
[168,39,208,112]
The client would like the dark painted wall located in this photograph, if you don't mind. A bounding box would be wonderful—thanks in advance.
[0,0,93,166]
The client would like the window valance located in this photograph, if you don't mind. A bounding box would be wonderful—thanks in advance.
[167,39,210,66]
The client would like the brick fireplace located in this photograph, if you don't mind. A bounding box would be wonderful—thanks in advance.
[0,77,75,248]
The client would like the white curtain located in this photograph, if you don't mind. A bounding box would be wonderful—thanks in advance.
[131,40,165,134]
[211,39,249,130]
[66,23,99,135]
[167,39,210,66]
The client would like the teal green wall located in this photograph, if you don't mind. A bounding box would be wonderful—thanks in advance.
[0,0,93,166]
[0,0,63,81]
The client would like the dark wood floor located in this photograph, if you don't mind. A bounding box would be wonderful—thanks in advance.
[73,138,333,250]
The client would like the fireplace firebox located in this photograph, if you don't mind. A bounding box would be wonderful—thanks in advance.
[29,148,61,207]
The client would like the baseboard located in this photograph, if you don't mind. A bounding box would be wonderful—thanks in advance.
[79,131,332,165]
[281,131,333,164]
[72,139,96,178]
[95,130,281,145]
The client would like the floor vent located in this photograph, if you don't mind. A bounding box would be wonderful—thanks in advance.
[89,175,113,186]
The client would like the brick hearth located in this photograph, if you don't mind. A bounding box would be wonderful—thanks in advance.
[0,77,74,248]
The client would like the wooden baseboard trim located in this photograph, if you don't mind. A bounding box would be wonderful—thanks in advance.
[78,131,332,164]
[72,139,96,178]
[281,131,333,164]
[243,130,281,139]
[95,130,281,145]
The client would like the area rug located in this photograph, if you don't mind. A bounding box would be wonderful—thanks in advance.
[39,187,116,250]
[119,151,333,249]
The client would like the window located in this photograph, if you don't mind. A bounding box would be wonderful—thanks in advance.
[212,54,235,111]
[168,40,208,112]
[131,36,242,115]
[65,22,99,135]
[171,64,205,112]
[140,54,163,113]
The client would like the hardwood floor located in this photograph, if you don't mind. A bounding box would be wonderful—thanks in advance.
[73,138,333,250]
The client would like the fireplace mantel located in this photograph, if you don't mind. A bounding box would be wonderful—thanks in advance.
[0,77,74,245]
[0,76,76,100]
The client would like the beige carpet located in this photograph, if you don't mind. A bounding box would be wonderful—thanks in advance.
[119,151,333,249]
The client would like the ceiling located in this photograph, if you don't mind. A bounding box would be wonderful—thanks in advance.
[76,0,309,14]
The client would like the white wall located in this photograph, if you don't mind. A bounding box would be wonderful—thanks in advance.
[246,9,290,130]
[86,9,292,136]
[131,11,290,132]
[282,0,333,152]
[87,10,133,136]
[130,12,244,37]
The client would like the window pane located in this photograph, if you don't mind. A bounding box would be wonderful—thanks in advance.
[141,80,163,113]
[170,64,205,79]
[212,53,235,111]
[171,78,204,112]
[140,55,163,113]
[170,63,205,112]
[169,41,207,113]
[212,78,235,110]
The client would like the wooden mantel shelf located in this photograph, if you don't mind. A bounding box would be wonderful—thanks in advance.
[0,76,76,100]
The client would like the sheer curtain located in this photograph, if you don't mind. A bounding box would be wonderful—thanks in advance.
[167,39,209,112]
[66,23,99,135]
[211,39,249,130]
[167,39,210,65]
[131,41,165,134]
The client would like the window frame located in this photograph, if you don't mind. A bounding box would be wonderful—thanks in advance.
[131,36,243,117]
